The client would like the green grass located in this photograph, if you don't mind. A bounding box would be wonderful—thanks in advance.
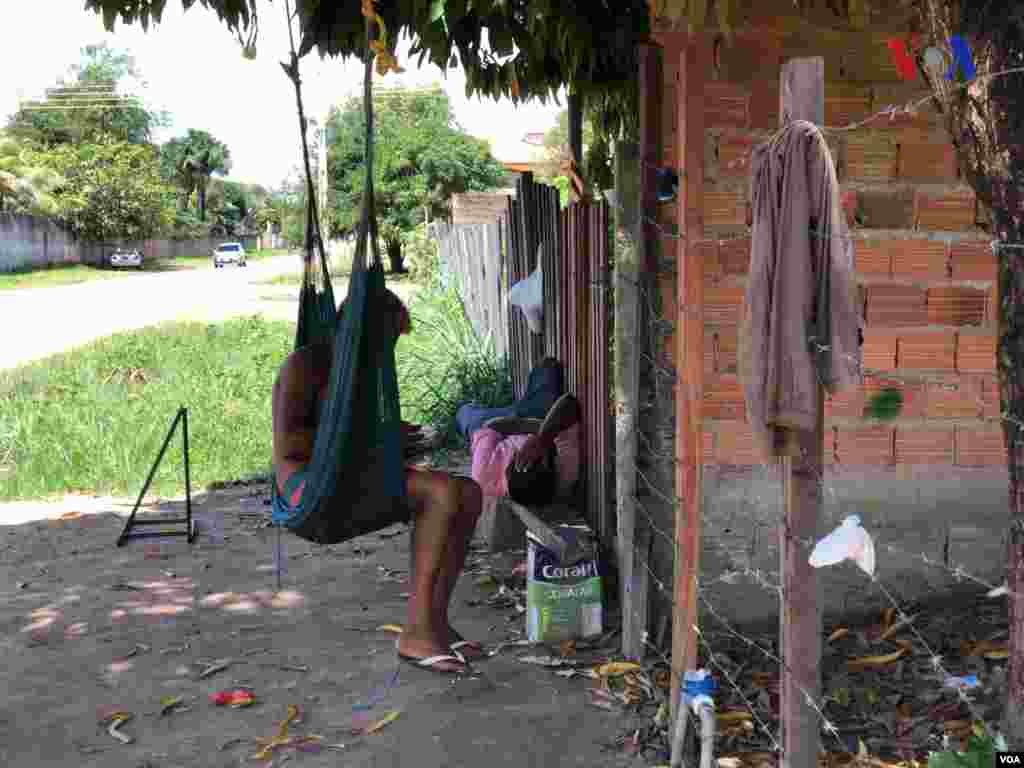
[0,248,289,291]
[0,315,294,501]
[0,273,502,501]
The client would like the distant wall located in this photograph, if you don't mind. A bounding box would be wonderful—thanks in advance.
[0,213,77,272]
[0,212,259,272]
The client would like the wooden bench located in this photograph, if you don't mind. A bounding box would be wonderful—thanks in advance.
[479,496,589,562]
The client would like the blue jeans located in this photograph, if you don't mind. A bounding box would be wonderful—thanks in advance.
[456,357,564,441]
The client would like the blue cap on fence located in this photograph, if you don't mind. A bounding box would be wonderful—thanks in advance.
[683,669,718,698]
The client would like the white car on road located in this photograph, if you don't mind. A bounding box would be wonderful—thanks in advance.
[212,242,247,268]
[108,248,143,269]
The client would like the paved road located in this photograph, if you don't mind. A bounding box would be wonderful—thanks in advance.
[0,255,303,370]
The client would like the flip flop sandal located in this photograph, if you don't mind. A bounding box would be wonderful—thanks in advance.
[397,652,468,675]
[449,640,486,660]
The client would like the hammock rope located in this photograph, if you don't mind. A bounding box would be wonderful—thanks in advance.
[270,9,407,554]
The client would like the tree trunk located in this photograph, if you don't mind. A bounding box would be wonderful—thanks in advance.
[386,237,406,273]
[995,203,1024,749]
[197,180,207,222]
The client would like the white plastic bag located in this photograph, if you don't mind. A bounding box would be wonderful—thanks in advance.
[509,246,544,334]
[808,514,875,577]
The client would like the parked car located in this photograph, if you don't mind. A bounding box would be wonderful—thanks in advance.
[212,242,247,268]
[108,248,143,269]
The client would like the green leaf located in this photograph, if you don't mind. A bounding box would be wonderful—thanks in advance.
[429,0,446,23]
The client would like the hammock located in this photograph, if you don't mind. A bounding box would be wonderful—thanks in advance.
[271,21,407,545]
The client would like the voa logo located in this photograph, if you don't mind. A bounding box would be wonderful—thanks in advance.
[542,561,598,580]
[887,35,977,82]
[996,753,1023,766]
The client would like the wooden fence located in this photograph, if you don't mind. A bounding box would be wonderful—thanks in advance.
[436,173,614,542]
[433,220,509,363]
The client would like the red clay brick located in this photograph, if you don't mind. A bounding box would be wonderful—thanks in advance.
[923,375,984,419]
[716,327,738,373]
[914,190,977,231]
[704,375,745,420]
[747,79,779,131]
[865,285,927,327]
[890,239,947,279]
[704,190,747,228]
[844,133,897,182]
[956,334,996,372]
[703,430,716,461]
[950,240,996,281]
[895,428,955,464]
[704,286,744,325]
[895,129,957,180]
[705,83,750,130]
[824,385,864,419]
[837,426,895,465]
[956,428,1006,466]
[717,134,756,178]
[718,236,751,275]
[974,374,1001,419]
[862,330,898,371]
[898,332,957,370]
[987,284,999,326]
[927,287,987,326]
[716,425,767,466]
[718,32,783,83]
[854,240,891,277]
[702,239,722,282]
[825,87,872,129]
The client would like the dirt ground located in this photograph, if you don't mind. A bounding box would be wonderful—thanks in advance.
[0,480,1013,767]
[0,482,652,768]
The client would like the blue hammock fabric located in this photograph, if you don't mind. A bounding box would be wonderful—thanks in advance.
[272,258,409,545]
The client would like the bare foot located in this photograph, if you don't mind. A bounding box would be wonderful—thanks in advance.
[397,631,467,673]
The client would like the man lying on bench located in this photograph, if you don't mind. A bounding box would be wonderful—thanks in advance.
[470,393,581,508]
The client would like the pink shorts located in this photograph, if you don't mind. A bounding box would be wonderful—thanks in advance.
[470,423,580,499]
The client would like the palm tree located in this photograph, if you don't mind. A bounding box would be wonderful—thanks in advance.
[159,129,231,222]
[0,136,63,216]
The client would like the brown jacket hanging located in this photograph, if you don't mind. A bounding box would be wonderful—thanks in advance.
[738,120,863,460]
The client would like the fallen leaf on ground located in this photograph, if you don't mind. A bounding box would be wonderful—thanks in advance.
[879,613,918,642]
[962,639,1008,659]
[159,696,188,716]
[826,628,849,643]
[717,711,754,724]
[596,661,642,677]
[363,710,401,735]
[846,646,908,671]
[210,689,256,708]
[377,624,404,634]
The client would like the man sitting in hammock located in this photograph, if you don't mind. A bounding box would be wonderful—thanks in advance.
[271,289,484,674]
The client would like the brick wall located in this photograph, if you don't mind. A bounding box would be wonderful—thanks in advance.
[656,24,1001,469]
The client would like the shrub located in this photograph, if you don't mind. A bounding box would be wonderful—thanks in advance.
[403,223,441,286]
[396,276,512,449]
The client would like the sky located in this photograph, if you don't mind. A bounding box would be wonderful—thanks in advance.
[0,0,563,188]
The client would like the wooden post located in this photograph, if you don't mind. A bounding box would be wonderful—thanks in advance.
[778,57,825,768]
[614,141,647,661]
[671,33,710,734]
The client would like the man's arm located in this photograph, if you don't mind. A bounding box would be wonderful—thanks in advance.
[483,416,542,436]
[272,354,318,467]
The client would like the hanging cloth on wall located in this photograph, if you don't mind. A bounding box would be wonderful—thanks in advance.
[738,120,863,460]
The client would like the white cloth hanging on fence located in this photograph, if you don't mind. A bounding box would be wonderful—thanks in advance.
[509,244,544,334]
